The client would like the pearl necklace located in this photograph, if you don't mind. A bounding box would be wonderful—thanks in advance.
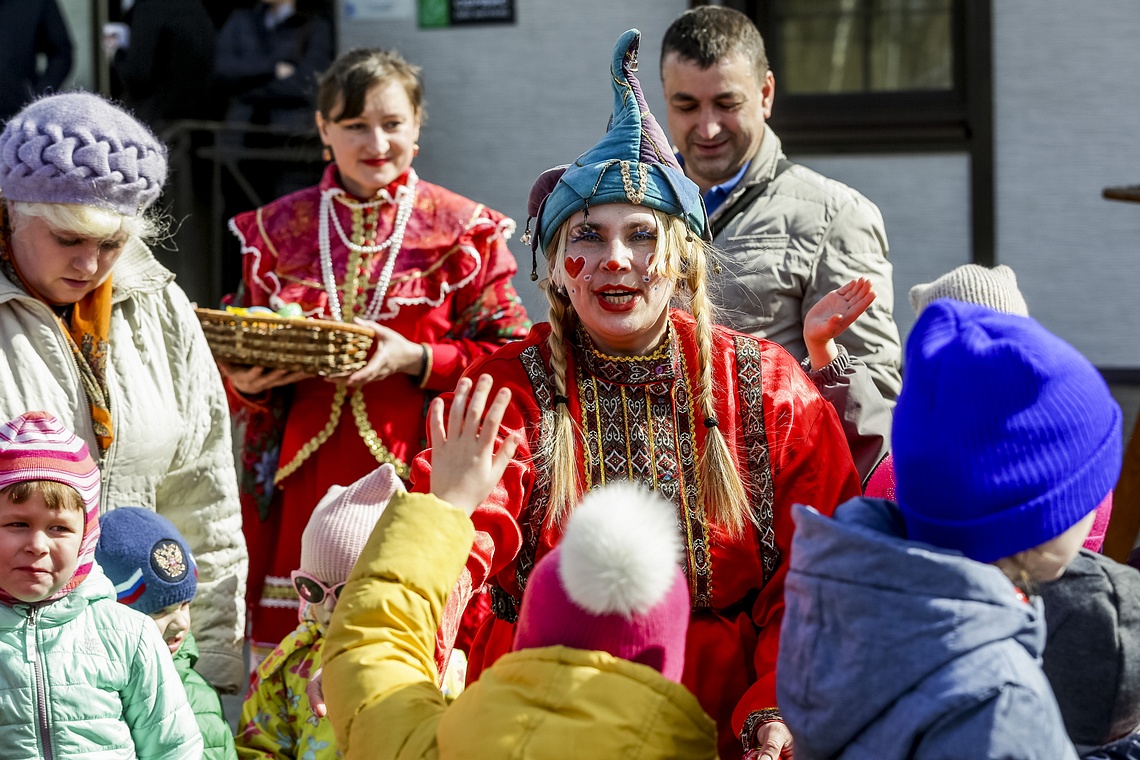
[318,171,418,322]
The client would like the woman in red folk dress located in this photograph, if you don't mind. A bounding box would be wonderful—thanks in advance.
[410,30,859,760]
[223,48,530,658]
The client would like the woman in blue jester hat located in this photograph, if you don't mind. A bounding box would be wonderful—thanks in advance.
[408,29,861,760]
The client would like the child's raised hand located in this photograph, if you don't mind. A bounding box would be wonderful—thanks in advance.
[428,374,521,516]
[803,277,876,370]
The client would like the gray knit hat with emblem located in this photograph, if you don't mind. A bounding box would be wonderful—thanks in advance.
[909,264,1029,317]
[0,92,167,216]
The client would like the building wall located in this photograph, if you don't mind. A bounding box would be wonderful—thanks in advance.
[338,1,1140,372]
[992,0,1140,368]
[792,152,972,341]
[339,0,688,319]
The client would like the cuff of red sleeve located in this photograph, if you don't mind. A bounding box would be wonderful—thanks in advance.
[741,708,783,751]
[421,343,464,391]
[222,374,271,413]
[416,342,434,388]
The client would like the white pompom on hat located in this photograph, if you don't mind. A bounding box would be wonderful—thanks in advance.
[512,482,690,682]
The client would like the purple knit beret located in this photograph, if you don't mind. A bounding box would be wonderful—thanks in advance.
[0,92,167,216]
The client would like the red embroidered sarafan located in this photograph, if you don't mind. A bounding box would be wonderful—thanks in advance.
[229,164,530,655]
[411,310,860,759]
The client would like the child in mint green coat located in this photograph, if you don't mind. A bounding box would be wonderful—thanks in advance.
[0,412,201,760]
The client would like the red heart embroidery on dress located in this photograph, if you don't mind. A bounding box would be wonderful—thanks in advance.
[564,257,586,279]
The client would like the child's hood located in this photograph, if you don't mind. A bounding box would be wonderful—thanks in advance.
[778,497,1046,757]
[439,645,718,759]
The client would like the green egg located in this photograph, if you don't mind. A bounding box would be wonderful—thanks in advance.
[276,303,303,318]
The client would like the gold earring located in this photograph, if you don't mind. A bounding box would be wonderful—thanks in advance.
[413,142,420,157]
[322,145,332,162]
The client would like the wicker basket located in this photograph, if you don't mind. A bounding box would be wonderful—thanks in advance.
[195,308,374,377]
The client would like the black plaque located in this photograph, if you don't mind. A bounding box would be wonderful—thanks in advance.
[449,0,514,25]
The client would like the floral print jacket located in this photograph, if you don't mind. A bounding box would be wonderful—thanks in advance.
[236,620,337,760]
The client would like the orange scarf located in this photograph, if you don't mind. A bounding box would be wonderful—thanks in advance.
[0,209,114,455]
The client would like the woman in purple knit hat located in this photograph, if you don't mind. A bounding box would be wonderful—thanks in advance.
[0,91,247,694]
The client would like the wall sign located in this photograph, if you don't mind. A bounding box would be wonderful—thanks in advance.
[419,0,515,27]
[344,0,415,21]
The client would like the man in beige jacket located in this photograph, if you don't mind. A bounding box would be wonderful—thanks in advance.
[661,6,902,400]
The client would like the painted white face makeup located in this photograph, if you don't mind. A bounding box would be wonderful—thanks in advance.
[560,203,674,357]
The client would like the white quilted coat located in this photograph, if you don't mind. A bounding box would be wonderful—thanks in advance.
[0,237,247,693]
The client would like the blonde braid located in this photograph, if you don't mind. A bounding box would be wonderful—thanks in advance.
[685,233,749,537]
[538,225,582,526]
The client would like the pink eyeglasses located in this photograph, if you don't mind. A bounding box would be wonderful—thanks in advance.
[290,570,346,605]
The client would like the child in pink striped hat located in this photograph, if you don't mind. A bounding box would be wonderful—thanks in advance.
[0,411,202,759]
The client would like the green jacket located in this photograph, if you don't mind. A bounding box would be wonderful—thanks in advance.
[174,632,238,760]
[0,568,202,759]
[235,619,337,759]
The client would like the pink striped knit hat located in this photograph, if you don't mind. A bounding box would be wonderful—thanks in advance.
[0,412,101,605]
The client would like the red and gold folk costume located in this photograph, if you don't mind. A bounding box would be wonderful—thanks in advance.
[230,164,530,656]
[411,310,861,759]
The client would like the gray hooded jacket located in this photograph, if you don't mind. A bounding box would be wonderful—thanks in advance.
[778,498,1078,760]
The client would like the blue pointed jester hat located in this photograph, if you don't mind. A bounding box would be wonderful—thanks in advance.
[524,29,708,276]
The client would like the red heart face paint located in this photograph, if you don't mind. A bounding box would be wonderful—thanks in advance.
[564,256,586,279]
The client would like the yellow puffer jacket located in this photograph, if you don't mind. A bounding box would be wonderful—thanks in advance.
[323,492,718,760]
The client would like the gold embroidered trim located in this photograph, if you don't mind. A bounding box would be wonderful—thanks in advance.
[677,345,712,607]
[273,387,409,485]
[350,390,410,478]
[620,160,650,204]
[278,273,325,290]
[734,336,780,585]
[275,386,348,485]
[341,204,380,320]
[260,583,299,601]
[255,207,284,262]
[587,373,604,488]
[585,331,671,363]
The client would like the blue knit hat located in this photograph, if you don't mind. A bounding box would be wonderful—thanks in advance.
[0,92,167,216]
[95,507,197,614]
[893,300,1122,563]
[522,29,707,276]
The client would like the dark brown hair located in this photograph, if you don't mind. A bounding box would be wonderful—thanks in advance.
[661,6,769,80]
[317,48,424,122]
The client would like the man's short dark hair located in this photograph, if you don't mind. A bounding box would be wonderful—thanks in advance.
[661,6,769,80]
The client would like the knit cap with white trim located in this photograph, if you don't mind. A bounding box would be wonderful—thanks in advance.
[0,411,101,604]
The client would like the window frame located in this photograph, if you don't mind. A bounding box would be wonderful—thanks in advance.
[693,0,995,264]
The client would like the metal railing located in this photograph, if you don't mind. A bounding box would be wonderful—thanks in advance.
[157,120,324,307]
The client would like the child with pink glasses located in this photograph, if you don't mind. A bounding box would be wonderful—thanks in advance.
[234,466,403,759]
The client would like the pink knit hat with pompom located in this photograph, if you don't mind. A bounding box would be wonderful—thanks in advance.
[512,482,690,682]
